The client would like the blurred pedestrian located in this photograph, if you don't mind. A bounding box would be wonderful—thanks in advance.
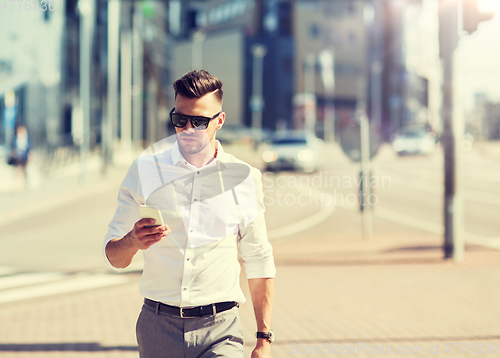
[103,70,275,358]
[8,123,31,190]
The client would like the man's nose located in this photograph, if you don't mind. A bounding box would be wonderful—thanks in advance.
[183,119,195,131]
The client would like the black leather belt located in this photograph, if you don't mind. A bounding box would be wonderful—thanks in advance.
[144,298,238,318]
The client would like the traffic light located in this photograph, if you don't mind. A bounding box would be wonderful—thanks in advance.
[462,0,495,34]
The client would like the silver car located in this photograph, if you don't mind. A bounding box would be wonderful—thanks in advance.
[262,131,323,173]
[392,131,436,155]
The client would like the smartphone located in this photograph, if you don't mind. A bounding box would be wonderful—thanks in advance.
[139,205,164,227]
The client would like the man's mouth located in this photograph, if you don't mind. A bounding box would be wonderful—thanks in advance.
[180,136,196,143]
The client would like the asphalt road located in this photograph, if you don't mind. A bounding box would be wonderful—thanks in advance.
[0,143,498,274]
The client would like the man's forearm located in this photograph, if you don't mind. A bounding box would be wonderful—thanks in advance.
[248,278,274,332]
[105,233,139,269]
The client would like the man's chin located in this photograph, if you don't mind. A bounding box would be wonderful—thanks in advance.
[179,142,205,155]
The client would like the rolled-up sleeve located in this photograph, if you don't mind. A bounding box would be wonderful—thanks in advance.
[102,160,144,269]
[238,168,276,279]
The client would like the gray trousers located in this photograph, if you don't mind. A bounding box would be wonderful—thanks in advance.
[136,303,244,358]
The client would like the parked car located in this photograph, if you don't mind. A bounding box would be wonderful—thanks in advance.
[392,130,436,155]
[262,131,323,173]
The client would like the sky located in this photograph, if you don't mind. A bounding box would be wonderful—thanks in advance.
[459,0,500,111]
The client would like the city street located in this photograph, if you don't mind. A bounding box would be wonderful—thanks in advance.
[2,0,500,356]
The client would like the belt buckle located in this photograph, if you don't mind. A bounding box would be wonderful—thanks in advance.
[179,307,185,318]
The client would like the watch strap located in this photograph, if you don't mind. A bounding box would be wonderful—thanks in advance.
[256,329,274,343]
[256,332,271,339]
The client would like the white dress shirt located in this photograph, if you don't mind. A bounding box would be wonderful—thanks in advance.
[103,140,275,307]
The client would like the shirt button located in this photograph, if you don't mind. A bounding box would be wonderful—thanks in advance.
[194,198,197,202]
[183,287,187,291]
[190,230,193,232]
[186,258,190,261]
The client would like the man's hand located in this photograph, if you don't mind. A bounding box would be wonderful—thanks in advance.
[126,219,170,250]
[105,219,170,268]
[251,340,272,358]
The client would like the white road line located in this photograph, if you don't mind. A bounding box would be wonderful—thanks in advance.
[0,274,129,304]
[374,207,443,234]
[378,170,500,206]
[464,233,500,250]
[0,267,17,276]
[268,185,335,240]
[0,272,66,290]
[344,205,499,250]
[268,204,335,240]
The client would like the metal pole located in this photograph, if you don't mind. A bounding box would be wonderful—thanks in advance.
[78,0,94,183]
[132,3,144,148]
[440,0,464,261]
[147,79,158,145]
[304,53,316,134]
[121,2,132,154]
[319,49,335,142]
[370,0,383,132]
[357,78,372,240]
[251,44,267,151]
[371,62,383,131]
[104,0,120,174]
[191,31,206,70]
[360,3,375,240]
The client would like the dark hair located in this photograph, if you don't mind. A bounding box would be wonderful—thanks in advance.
[173,70,223,104]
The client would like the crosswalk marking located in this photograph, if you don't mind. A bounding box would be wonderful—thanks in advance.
[0,269,130,305]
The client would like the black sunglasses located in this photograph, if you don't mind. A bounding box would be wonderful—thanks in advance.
[169,108,221,130]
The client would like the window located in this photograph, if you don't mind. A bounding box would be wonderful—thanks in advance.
[309,24,320,38]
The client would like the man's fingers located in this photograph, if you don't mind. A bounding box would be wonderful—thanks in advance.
[130,221,170,250]
[136,218,157,228]
[143,230,169,243]
[147,225,168,234]
[138,224,168,235]
[141,232,167,248]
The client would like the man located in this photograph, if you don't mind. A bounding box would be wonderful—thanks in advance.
[103,70,275,358]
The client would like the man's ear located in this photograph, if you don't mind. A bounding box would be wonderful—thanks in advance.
[216,112,225,130]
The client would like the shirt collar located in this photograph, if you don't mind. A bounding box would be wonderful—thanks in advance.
[172,140,229,169]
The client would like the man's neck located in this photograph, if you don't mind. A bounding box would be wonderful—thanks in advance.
[182,141,218,168]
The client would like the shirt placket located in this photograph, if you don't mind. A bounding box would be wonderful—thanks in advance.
[179,169,201,306]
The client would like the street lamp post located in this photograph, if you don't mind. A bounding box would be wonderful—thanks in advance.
[121,2,132,154]
[78,0,95,182]
[132,3,144,148]
[358,2,376,240]
[104,0,120,174]
[251,44,267,151]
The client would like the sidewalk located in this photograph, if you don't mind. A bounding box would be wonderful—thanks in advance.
[475,140,500,161]
[0,144,499,358]
[1,223,498,358]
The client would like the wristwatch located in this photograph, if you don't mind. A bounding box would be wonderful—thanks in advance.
[256,329,274,343]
